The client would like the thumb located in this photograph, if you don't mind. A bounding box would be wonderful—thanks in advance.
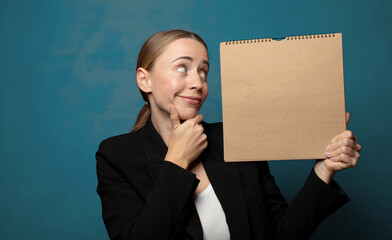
[170,105,181,129]
[346,112,351,126]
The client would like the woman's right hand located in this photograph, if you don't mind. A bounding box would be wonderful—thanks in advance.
[164,105,208,169]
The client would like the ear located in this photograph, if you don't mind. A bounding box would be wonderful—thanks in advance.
[136,67,152,94]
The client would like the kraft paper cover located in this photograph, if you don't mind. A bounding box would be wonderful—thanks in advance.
[220,33,346,162]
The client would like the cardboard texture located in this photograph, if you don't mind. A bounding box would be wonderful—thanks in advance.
[220,33,346,162]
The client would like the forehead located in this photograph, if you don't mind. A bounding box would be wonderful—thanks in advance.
[162,38,208,60]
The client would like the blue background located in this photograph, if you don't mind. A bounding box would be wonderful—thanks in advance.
[1,0,391,239]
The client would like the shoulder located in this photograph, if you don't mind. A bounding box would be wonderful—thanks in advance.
[100,130,139,147]
[97,130,144,166]
[99,131,140,151]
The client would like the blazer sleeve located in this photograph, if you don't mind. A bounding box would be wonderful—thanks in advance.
[258,162,350,240]
[96,139,199,240]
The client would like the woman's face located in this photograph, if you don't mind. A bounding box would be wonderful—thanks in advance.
[147,38,209,120]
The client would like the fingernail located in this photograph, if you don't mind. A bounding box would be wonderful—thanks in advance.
[327,145,333,151]
[325,152,331,157]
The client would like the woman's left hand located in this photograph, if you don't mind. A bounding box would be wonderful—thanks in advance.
[314,113,362,184]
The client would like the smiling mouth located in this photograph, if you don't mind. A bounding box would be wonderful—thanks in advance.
[179,96,202,105]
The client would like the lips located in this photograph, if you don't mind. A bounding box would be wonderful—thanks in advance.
[179,96,202,105]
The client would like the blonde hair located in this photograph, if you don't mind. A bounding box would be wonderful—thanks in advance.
[132,30,208,131]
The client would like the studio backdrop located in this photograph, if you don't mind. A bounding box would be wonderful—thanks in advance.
[0,0,391,239]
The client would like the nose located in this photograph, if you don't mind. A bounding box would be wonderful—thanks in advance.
[189,71,203,90]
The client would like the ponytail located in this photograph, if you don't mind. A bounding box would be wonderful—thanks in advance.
[132,103,151,132]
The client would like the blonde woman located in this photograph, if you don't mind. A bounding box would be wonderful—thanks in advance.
[96,30,361,240]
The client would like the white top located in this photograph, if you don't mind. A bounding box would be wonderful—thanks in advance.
[194,184,231,240]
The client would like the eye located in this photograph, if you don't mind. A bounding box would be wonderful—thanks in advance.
[177,66,187,73]
[200,68,208,79]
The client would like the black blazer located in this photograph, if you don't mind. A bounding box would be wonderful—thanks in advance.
[96,117,350,240]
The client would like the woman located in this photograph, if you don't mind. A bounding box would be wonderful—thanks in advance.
[96,30,361,240]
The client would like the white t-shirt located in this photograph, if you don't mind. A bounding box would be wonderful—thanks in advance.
[194,184,231,240]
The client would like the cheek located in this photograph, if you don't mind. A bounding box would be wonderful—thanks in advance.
[164,75,186,94]
[152,75,186,101]
[151,72,171,89]
[169,80,184,92]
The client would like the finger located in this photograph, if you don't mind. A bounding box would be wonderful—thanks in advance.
[169,105,181,129]
[332,130,354,143]
[199,136,208,150]
[198,133,208,144]
[346,112,351,126]
[192,114,204,124]
[353,134,358,143]
[326,138,357,152]
[329,154,358,168]
[356,143,362,152]
[325,145,359,159]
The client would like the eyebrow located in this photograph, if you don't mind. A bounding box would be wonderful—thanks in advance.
[172,56,209,68]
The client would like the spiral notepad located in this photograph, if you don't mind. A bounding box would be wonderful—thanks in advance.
[220,33,346,162]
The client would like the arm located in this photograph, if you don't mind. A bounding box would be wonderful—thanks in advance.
[96,106,208,240]
[96,140,199,240]
[259,162,350,240]
[260,113,361,239]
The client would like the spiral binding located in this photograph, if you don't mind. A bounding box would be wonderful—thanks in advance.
[224,33,336,45]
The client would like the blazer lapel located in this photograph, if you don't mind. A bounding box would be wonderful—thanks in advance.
[138,117,168,182]
[139,117,203,240]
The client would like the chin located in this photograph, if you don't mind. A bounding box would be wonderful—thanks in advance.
[178,109,200,121]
